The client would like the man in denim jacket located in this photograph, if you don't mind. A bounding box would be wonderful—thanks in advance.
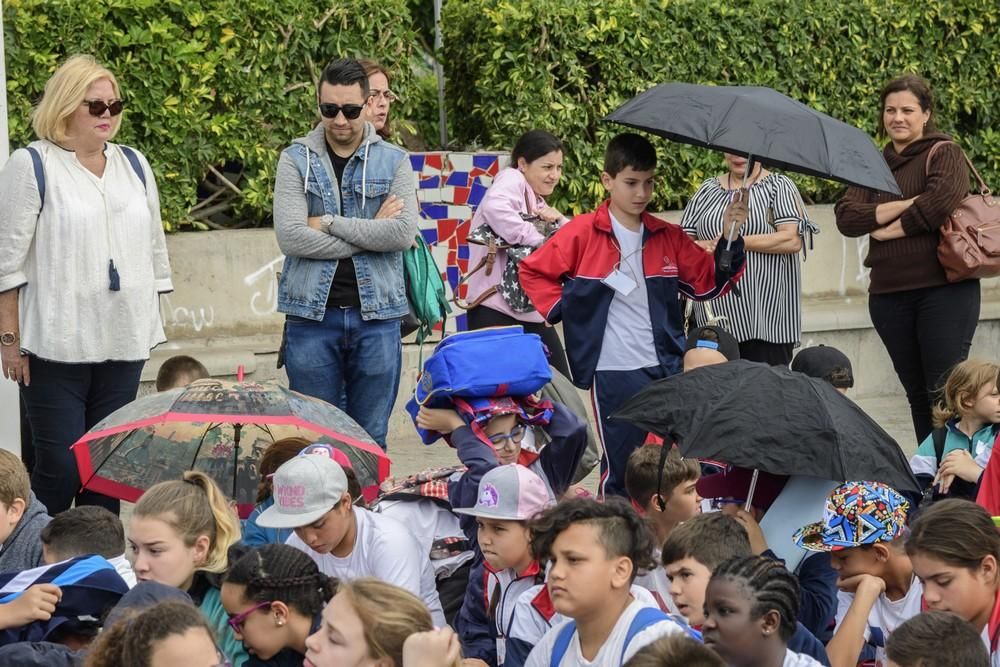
[273,58,418,447]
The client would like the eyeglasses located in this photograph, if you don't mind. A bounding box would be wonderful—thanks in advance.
[369,89,398,103]
[227,600,273,632]
[319,103,366,120]
[82,99,125,117]
[487,424,526,449]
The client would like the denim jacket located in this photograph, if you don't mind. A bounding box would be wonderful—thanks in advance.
[274,123,416,321]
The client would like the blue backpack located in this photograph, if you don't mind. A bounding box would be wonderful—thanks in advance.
[548,607,702,667]
[26,144,146,211]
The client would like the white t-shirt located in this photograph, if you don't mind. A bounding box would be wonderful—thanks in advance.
[375,498,474,578]
[524,596,690,667]
[107,554,137,588]
[833,576,924,664]
[633,553,680,615]
[596,215,659,372]
[783,649,826,667]
[979,625,1000,667]
[285,506,446,626]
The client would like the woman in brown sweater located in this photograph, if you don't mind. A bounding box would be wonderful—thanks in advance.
[835,74,977,443]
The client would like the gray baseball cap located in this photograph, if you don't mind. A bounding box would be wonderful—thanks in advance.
[454,464,551,521]
[255,455,348,529]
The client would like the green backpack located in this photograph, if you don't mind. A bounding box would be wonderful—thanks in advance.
[403,234,451,345]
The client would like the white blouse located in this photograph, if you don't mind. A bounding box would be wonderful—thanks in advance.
[0,140,173,363]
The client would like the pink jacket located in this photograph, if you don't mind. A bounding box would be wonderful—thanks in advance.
[465,167,547,322]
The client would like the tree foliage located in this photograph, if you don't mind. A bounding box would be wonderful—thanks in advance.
[442,0,1000,214]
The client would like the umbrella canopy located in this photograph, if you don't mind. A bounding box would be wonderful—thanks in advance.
[606,82,901,195]
[71,379,390,517]
[613,360,919,492]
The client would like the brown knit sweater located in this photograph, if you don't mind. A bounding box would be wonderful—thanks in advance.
[835,132,969,294]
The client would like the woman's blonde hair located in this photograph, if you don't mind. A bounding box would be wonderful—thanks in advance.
[337,579,458,667]
[32,54,121,143]
[932,359,1000,427]
[133,471,240,574]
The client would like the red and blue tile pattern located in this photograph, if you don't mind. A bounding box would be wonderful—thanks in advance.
[410,152,509,332]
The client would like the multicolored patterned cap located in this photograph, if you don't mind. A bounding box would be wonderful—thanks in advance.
[793,480,910,552]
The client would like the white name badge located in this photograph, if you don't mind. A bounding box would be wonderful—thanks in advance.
[602,269,637,296]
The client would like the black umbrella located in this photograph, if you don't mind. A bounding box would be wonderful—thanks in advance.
[612,360,919,493]
[605,83,901,196]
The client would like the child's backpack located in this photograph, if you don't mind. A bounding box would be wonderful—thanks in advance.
[402,234,451,345]
[548,607,701,667]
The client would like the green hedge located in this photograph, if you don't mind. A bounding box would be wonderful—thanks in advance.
[442,0,1000,214]
[3,0,423,230]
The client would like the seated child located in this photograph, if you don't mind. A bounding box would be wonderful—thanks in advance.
[702,555,826,667]
[255,455,446,627]
[625,444,701,611]
[624,634,725,667]
[221,543,337,666]
[454,464,552,667]
[683,325,740,373]
[519,133,746,498]
[908,359,1000,501]
[243,438,362,547]
[523,498,698,667]
[0,448,50,573]
[698,467,838,642]
[885,610,989,667]
[794,481,919,667]
[40,506,136,587]
[905,498,1000,665]
[155,354,209,391]
[661,513,828,665]
[790,345,854,394]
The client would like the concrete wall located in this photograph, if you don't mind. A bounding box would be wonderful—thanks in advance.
[152,206,1000,402]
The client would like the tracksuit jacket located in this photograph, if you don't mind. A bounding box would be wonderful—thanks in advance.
[519,201,745,389]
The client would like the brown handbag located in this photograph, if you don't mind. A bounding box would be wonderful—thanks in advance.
[926,141,1000,282]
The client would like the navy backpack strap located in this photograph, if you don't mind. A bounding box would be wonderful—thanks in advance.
[119,145,146,188]
[26,146,45,212]
[932,427,947,465]
[549,621,577,667]
[620,607,701,663]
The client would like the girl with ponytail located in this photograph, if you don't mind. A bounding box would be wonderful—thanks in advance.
[222,544,337,665]
[129,471,246,665]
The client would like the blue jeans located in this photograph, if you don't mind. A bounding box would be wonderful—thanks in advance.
[284,307,401,448]
[21,356,144,515]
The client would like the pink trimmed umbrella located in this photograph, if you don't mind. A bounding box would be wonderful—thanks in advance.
[71,378,390,518]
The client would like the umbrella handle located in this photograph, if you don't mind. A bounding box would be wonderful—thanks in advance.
[744,469,759,513]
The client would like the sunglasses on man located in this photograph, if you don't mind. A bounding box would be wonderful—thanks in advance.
[319,103,366,120]
[82,99,125,116]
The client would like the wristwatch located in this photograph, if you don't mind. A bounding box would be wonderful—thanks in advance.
[0,331,17,346]
[319,214,335,234]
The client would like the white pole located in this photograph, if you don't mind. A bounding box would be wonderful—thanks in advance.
[0,4,22,458]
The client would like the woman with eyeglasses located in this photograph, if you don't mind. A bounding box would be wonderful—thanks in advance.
[84,600,232,667]
[359,58,398,140]
[0,54,172,515]
[221,544,337,667]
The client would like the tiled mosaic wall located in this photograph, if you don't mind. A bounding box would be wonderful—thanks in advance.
[410,152,510,332]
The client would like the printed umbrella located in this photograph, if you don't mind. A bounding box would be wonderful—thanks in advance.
[605,82,901,195]
[71,379,390,517]
[612,360,919,493]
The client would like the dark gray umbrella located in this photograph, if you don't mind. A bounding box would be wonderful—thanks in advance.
[612,360,920,493]
[606,82,901,195]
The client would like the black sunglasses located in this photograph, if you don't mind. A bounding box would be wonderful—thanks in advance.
[319,103,365,120]
[82,99,125,117]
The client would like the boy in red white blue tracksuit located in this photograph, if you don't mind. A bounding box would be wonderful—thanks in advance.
[520,133,746,497]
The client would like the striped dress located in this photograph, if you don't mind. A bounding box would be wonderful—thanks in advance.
[680,173,806,345]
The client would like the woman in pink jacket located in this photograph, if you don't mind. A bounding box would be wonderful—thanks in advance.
[465,130,571,377]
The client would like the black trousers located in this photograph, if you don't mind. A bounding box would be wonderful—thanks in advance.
[869,280,980,443]
[738,340,794,366]
[20,356,145,515]
[466,306,572,379]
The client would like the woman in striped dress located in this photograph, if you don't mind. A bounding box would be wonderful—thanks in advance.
[681,154,809,366]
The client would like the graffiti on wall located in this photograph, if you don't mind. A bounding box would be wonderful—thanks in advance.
[410,152,509,332]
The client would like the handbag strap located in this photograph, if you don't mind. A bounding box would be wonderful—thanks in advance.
[926,140,992,196]
[451,237,499,311]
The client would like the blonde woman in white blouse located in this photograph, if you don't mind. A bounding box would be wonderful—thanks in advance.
[0,55,172,515]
